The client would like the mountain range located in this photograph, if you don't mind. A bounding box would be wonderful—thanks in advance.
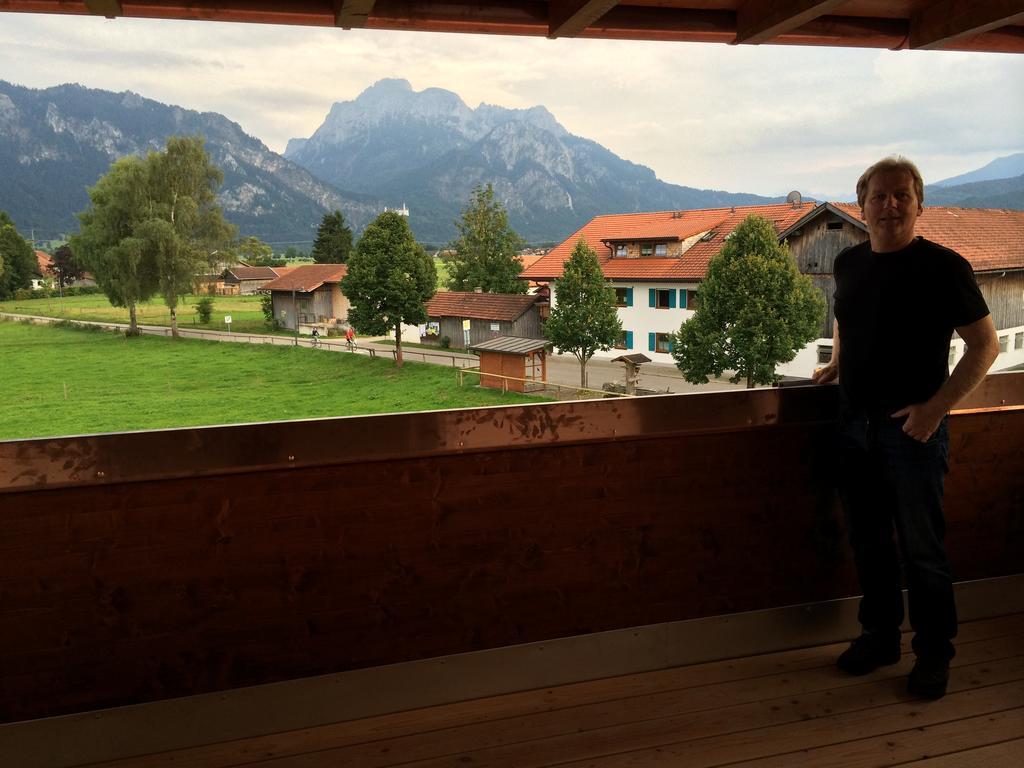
[1,78,1021,247]
[0,80,381,246]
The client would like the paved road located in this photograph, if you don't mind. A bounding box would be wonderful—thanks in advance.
[3,312,748,395]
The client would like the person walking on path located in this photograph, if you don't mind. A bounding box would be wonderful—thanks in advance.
[812,156,998,700]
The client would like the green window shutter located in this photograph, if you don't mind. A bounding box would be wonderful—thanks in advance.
[626,288,633,307]
[648,288,656,307]
[626,330,633,349]
[679,289,687,309]
[648,332,655,351]
[667,290,676,309]
[669,337,676,353]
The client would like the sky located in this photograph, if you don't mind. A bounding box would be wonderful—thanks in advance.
[1,13,1022,201]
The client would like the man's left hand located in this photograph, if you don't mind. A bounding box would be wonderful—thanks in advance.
[890,402,946,442]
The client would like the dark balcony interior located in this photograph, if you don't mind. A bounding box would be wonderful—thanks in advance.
[1,377,1021,765]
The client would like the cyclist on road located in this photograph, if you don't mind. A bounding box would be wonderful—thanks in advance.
[345,325,356,352]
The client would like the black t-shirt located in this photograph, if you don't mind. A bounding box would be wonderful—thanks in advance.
[833,236,989,418]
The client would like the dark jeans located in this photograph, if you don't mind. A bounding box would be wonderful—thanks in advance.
[837,416,957,660]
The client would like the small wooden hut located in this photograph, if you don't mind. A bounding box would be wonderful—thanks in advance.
[469,336,549,393]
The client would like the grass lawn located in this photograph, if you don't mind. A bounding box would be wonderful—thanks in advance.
[0,293,271,334]
[0,321,549,440]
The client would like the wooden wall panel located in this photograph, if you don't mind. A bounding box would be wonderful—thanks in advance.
[1,395,1021,723]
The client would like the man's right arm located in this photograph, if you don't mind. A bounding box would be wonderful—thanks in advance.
[812,320,840,384]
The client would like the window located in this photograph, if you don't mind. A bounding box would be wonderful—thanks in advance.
[614,287,632,307]
[640,244,653,257]
[656,289,674,309]
[818,345,833,365]
[615,244,627,258]
[654,243,668,257]
[1016,332,1023,350]
[655,333,673,354]
[614,330,633,350]
[688,290,701,310]
[827,221,844,231]
[998,335,1008,353]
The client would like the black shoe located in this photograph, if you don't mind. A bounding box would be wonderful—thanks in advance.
[837,632,901,676]
[907,656,950,700]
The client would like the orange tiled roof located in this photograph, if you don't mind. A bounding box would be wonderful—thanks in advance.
[523,203,1024,282]
[426,291,538,322]
[830,204,1024,273]
[520,204,817,282]
[35,250,52,275]
[262,264,347,292]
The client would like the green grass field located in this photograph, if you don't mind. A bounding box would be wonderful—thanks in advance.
[0,293,270,333]
[0,321,548,440]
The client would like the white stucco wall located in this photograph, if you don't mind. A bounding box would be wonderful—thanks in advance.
[549,281,700,364]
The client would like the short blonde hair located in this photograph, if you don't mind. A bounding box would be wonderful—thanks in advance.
[856,156,925,208]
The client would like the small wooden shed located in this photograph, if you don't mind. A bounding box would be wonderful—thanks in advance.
[469,336,549,393]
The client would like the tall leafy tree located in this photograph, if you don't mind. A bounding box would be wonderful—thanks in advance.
[49,244,85,288]
[544,239,622,388]
[0,211,37,300]
[341,210,436,368]
[235,235,274,266]
[73,137,234,337]
[672,214,824,388]
[311,210,353,264]
[444,184,526,294]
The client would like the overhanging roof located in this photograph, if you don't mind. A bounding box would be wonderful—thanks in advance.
[2,1,1022,53]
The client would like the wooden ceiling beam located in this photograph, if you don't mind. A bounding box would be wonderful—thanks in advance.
[83,0,121,18]
[734,0,846,45]
[335,0,377,29]
[548,0,619,39]
[910,0,1024,50]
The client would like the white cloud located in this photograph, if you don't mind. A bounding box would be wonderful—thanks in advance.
[0,13,1021,202]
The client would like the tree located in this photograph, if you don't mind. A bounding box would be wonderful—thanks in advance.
[341,210,436,368]
[0,211,36,300]
[443,184,526,294]
[311,210,353,264]
[672,215,825,388]
[73,136,234,337]
[544,239,622,388]
[236,235,274,266]
[49,244,85,288]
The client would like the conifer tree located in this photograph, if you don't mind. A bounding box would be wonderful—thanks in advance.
[444,184,526,294]
[544,239,622,388]
[311,210,353,264]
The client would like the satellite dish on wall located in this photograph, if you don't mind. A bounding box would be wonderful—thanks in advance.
[786,191,802,206]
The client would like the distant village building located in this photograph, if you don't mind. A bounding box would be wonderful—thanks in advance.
[30,250,95,289]
[384,204,410,218]
[220,265,290,295]
[261,264,349,334]
[522,203,1024,377]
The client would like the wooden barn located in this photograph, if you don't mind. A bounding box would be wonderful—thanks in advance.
[422,291,543,349]
[262,264,349,333]
[1,3,1022,768]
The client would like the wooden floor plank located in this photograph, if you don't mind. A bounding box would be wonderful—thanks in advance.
[896,737,1024,767]
[82,616,1024,768]
[224,654,1024,768]
[726,708,1024,767]
[545,682,1024,768]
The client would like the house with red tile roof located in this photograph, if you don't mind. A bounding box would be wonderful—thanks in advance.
[220,265,289,295]
[261,264,349,334]
[30,250,96,289]
[521,203,1024,376]
[423,291,543,349]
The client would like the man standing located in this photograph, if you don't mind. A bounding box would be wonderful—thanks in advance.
[812,156,998,699]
